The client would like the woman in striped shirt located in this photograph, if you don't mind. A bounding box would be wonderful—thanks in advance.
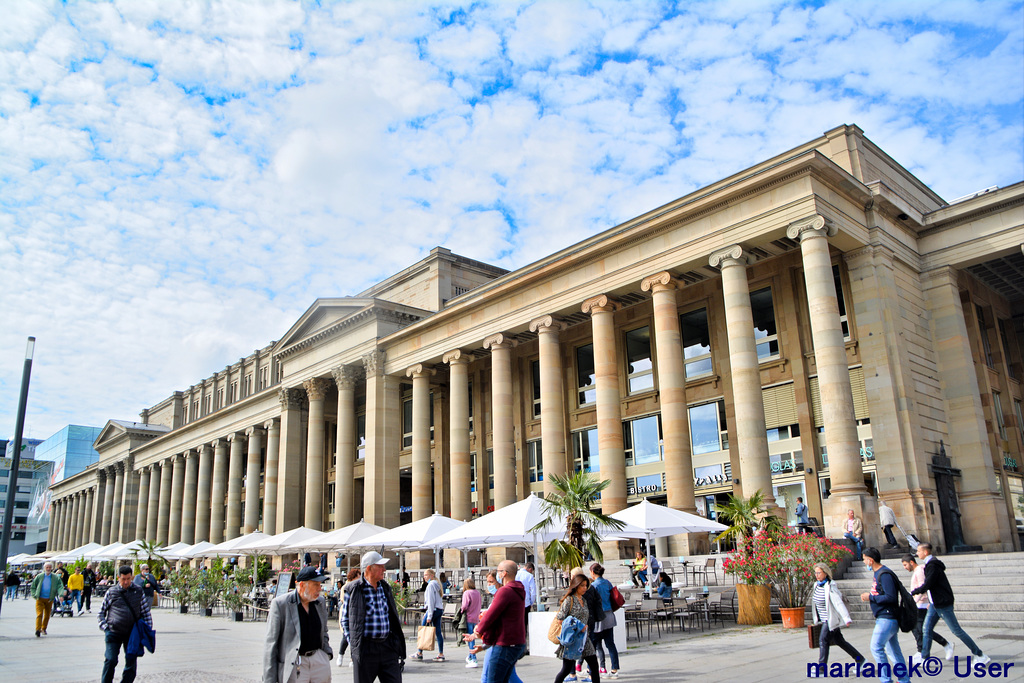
[812,563,864,670]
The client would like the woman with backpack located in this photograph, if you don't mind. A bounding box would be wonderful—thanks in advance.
[811,562,864,669]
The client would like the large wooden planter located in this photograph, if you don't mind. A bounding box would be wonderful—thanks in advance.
[736,584,771,625]
[779,606,806,629]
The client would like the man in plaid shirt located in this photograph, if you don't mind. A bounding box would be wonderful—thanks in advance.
[98,565,153,683]
[342,551,405,683]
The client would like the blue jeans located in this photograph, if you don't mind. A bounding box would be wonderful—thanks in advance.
[921,604,982,659]
[420,607,443,655]
[483,644,525,683]
[870,617,909,683]
[466,621,478,662]
[70,589,82,611]
[102,630,138,683]
[592,627,620,670]
[844,532,864,559]
[5,586,17,600]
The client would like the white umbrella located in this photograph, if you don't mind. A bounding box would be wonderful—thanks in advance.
[93,539,147,561]
[157,541,194,560]
[52,542,103,562]
[241,526,323,554]
[176,541,217,559]
[83,542,123,561]
[204,532,272,558]
[351,513,466,571]
[287,520,389,552]
[610,499,728,590]
[7,553,30,565]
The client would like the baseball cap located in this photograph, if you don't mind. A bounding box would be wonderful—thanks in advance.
[360,551,390,571]
[295,566,330,583]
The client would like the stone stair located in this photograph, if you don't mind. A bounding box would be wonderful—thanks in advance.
[834,552,1024,629]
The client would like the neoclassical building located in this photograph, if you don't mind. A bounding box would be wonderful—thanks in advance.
[48,125,1024,560]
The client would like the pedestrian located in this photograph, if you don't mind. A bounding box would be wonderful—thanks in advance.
[335,567,364,668]
[810,562,863,674]
[575,567,605,682]
[461,577,482,668]
[515,561,536,653]
[795,497,810,534]
[858,548,910,683]
[878,501,900,549]
[262,565,333,683]
[630,552,647,587]
[656,572,673,600]
[484,570,499,598]
[31,561,64,637]
[134,564,163,603]
[412,568,445,662]
[55,560,70,587]
[4,567,20,600]
[844,509,865,560]
[342,551,405,683]
[439,572,452,593]
[553,573,600,683]
[589,563,620,679]
[464,559,526,683]
[68,566,85,614]
[98,565,153,683]
[909,543,989,666]
[82,562,97,612]
[901,553,953,662]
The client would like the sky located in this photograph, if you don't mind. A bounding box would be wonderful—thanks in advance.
[2,0,1023,441]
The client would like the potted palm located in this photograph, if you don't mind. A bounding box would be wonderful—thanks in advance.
[130,540,169,607]
[221,578,248,621]
[165,567,197,614]
[718,490,785,626]
[194,573,222,617]
[530,471,626,570]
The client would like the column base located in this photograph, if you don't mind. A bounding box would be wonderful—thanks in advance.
[668,533,711,557]
[823,492,880,549]
[958,490,1015,552]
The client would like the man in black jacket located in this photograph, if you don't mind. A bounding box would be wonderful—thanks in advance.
[98,565,153,683]
[909,543,990,665]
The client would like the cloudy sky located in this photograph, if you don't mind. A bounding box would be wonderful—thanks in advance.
[2,0,1022,441]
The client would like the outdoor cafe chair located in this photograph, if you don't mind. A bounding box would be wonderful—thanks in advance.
[690,558,718,586]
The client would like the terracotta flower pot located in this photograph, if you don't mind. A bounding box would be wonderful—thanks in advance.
[780,606,806,629]
[736,584,771,625]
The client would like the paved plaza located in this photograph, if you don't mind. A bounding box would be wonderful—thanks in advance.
[0,597,1021,682]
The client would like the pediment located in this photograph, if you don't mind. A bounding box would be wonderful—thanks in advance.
[275,298,376,353]
[93,420,128,451]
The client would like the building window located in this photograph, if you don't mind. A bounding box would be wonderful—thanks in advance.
[1014,399,1024,445]
[528,440,543,483]
[217,388,225,410]
[993,391,1007,440]
[193,400,200,419]
[468,382,474,434]
[245,373,253,396]
[470,452,477,492]
[833,265,850,340]
[689,400,728,455]
[680,307,713,379]
[402,394,413,449]
[357,413,366,460]
[531,360,541,418]
[229,382,238,404]
[766,424,800,442]
[576,344,596,406]
[203,395,211,415]
[999,319,1018,380]
[624,415,661,466]
[624,326,654,394]
[259,366,269,390]
[572,427,600,473]
[183,404,189,423]
[750,287,779,361]
[977,305,994,367]
[487,449,494,490]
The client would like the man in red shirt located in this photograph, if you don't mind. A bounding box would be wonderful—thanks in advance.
[466,560,526,683]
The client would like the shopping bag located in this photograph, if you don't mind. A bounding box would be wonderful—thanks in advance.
[807,623,822,649]
[417,624,436,651]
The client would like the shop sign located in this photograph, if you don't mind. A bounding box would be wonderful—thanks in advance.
[628,483,661,495]
[694,473,728,487]
[1005,454,1019,470]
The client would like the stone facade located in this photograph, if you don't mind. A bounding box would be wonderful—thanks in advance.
[49,125,1024,558]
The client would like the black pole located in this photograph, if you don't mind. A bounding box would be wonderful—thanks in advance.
[0,336,36,617]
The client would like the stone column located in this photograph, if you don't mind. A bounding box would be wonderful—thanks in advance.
[100,467,116,545]
[136,466,151,541]
[209,439,229,543]
[276,388,306,533]
[582,295,628,513]
[145,466,160,542]
[262,420,281,536]
[642,272,697,514]
[68,495,81,548]
[64,498,74,549]
[789,217,867,499]
[483,333,517,510]
[156,458,173,545]
[407,364,436,521]
[244,427,265,533]
[444,350,472,521]
[109,462,125,542]
[167,454,186,545]
[45,497,57,550]
[530,316,568,499]
[55,498,67,550]
[118,462,138,542]
[93,471,107,544]
[303,377,331,530]
[195,444,213,542]
[362,350,402,527]
[709,246,777,507]
[182,450,199,543]
[226,433,246,540]
[331,366,359,530]
[83,488,95,545]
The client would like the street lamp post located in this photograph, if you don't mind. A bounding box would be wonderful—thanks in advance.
[0,336,36,617]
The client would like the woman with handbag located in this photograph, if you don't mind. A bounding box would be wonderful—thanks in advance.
[811,563,864,670]
[589,563,620,679]
[461,578,482,668]
[412,568,445,662]
[552,573,600,683]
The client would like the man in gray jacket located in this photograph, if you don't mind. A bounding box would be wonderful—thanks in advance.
[263,566,334,683]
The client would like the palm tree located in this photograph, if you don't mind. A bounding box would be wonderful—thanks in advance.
[130,539,169,572]
[715,489,785,544]
[530,471,626,570]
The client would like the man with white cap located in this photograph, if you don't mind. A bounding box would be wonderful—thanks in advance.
[342,551,405,683]
[263,565,334,683]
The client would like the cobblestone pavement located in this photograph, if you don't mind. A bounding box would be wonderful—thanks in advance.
[1,596,1021,682]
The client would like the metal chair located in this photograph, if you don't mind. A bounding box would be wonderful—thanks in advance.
[690,558,718,586]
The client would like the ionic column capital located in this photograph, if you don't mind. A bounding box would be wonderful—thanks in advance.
[183,449,197,461]
[362,349,386,378]
[210,438,225,450]
[278,387,306,410]
[640,271,679,293]
[405,363,436,379]
[483,333,516,351]
[442,349,469,365]
[529,315,566,334]
[330,364,361,390]
[226,432,244,443]
[786,214,835,242]
[708,244,752,268]
[302,377,331,402]
[263,418,280,432]
[581,294,619,315]
[245,426,265,439]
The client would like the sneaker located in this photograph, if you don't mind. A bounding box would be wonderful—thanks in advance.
[975,655,991,665]
[35,630,40,637]
[336,655,344,667]
[411,653,423,661]
[600,668,608,674]
[564,676,577,683]
[576,664,583,673]
[579,675,592,683]
[608,672,619,680]
[465,661,479,668]
[944,643,955,660]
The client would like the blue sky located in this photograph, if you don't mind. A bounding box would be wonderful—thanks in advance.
[2,0,1023,439]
